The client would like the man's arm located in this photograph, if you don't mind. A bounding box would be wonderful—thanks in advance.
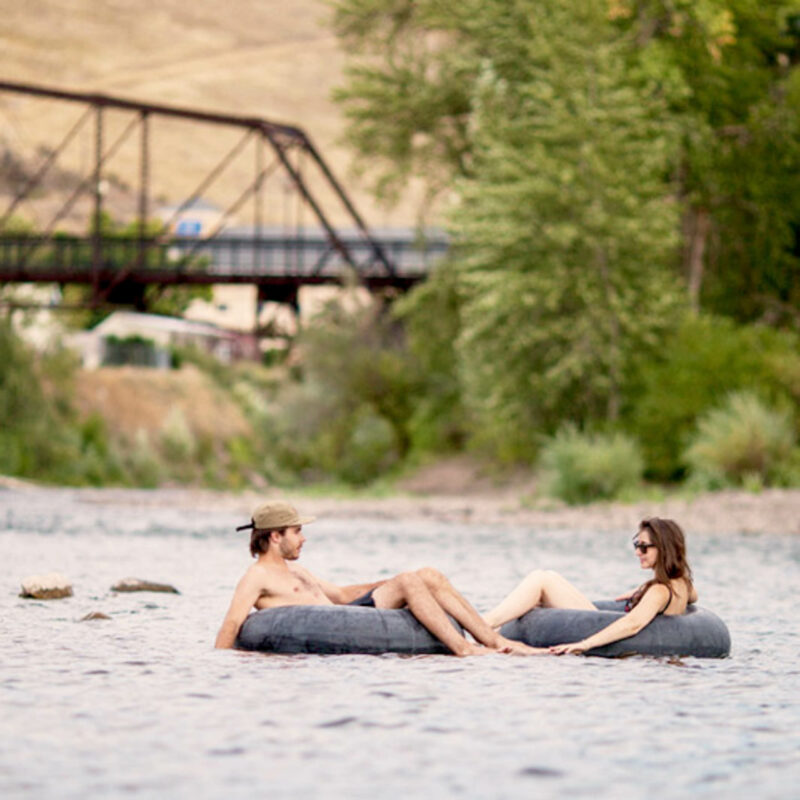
[214,569,264,649]
[310,571,387,605]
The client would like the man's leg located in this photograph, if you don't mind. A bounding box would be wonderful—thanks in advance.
[371,572,491,656]
[414,567,544,655]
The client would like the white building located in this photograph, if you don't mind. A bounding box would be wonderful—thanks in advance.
[72,311,246,369]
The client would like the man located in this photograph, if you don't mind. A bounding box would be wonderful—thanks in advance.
[214,500,538,656]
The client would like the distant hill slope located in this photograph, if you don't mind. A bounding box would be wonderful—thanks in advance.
[0,0,425,229]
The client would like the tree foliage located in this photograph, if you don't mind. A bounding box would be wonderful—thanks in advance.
[264,296,424,483]
[330,0,800,475]
[332,0,800,326]
[451,1,684,458]
[616,0,800,322]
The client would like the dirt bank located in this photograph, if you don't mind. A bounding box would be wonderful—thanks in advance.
[73,364,251,442]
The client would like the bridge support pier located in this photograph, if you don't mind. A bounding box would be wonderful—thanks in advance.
[257,284,299,314]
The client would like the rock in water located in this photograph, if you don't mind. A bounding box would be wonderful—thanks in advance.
[111,577,180,594]
[20,572,73,599]
[80,611,112,621]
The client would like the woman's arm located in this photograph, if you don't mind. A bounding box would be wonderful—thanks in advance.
[550,584,670,655]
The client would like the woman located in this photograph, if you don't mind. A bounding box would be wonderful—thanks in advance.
[484,517,698,655]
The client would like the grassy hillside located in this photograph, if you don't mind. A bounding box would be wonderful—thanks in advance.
[0,1,426,229]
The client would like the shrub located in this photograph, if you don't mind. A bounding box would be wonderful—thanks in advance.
[337,406,401,485]
[685,392,796,488]
[126,430,164,488]
[624,313,800,480]
[159,407,197,463]
[262,296,424,486]
[0,317,100,484]
[538,425,644,505]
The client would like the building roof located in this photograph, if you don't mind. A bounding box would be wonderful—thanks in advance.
[93,311,235,339]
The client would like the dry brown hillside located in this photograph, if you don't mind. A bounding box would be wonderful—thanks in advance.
[0,1,426,229]
[73,364,251,443]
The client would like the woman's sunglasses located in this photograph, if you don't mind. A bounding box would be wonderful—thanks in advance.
[633,541,656,554]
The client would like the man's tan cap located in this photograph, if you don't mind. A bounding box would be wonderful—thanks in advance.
[236,500,316,531]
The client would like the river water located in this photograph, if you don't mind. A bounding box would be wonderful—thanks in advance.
[2,487,799,799]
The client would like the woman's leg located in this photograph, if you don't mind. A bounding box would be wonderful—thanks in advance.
[483,569,596,629]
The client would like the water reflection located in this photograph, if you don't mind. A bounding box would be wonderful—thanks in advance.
[1,488,799,799]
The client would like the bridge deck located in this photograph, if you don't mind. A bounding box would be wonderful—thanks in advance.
[0,232,447,291]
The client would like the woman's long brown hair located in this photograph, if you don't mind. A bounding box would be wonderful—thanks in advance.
[628,518,694,610]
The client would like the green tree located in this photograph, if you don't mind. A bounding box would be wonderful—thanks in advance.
[331,0,534,208]
[448,0,683,459]
[333,0,800,325]
[615,0,800,322]
[394,259,467,452]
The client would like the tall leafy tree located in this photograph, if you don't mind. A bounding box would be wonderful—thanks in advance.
[331,0,534,207]
[448,0,682,459]
[333,0,800,325]
[616,0,800,322]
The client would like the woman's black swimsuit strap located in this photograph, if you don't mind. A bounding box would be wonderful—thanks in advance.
[624,583,673,614]
[658,584,674,615]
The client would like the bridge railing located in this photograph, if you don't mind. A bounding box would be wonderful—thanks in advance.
[0,232,449,283]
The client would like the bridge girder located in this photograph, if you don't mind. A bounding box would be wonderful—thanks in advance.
[0,79,413,314]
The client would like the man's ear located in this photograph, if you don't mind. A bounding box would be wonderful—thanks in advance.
[269,529,282,545]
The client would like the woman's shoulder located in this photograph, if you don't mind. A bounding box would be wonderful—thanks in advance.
[643,581,671,599]
[660,577,695,613]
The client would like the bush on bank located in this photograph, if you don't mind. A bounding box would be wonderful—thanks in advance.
[537,426,644,505]
[685,392,799,490]
[0,317,92,484]
[622,313,800,481]
[260,298,418,486]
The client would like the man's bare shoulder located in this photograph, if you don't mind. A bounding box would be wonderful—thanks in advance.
[234,560,283,590]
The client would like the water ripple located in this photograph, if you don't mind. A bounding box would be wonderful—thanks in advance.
[1,488,799,799]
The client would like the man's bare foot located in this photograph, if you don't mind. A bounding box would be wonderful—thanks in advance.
[455,642,501,656]
[496,637,548,656]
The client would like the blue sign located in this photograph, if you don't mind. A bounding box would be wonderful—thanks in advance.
[176,220,202,237]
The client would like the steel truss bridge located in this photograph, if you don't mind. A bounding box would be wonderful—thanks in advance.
[0,80,446,310]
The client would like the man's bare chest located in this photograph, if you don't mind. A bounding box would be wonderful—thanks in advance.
[255,567,331,607]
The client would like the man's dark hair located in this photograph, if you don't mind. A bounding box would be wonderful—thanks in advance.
[250,527,287,557]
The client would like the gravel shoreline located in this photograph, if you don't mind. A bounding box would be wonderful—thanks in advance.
[3,476,797,535]
[258,488,800,535]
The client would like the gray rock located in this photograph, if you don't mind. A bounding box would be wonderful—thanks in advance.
[20,572,73,600]
[111,577,180,594]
